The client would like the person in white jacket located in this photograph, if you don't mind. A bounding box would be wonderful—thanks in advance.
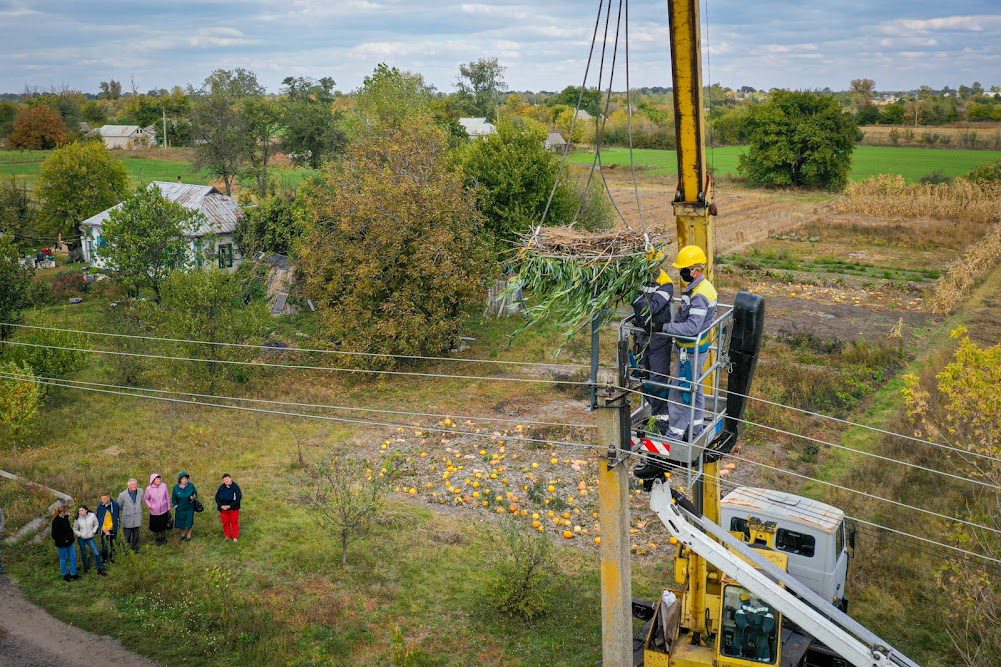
[73,506,106,576]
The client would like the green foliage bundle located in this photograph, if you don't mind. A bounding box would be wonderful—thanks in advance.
[299,117,490,365]
[964,160,1001,184]
[482,519,557,620]
[101,184,205,301]
[737,90,862,190]
[235,190,304,256]
[459,117,611,245]
[36,141,129,238]
[0,236,34,343]
[6,328,87,381]
[515,228,659,343]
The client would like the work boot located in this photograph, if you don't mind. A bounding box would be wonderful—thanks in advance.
[64,574,71,582]
[98,569,107,576]
[71,574,79,581]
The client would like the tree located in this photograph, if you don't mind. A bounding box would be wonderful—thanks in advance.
[0,101,20,140]
[302,456,386,566]
[98,80,122,100]
[0,235,34,345]
[0,361,44,451]
[554,85,602,118]
[35,142,128,239]
[855,104,881,125]
[458,117,610,244]
[737,90,862,190]
[0,176,37,243]
[153,270,267,389]
[7,105,70,149]
[456,58,507,117]
[191,68,263,195]
[349,63,436,135]
[300,117,489,362]
[100,184,204,301]
[235,190,304,255]
[241,96,284,195]
[849,78,876,109]
[279,76,345,169]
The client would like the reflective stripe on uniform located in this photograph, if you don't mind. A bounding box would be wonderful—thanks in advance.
[689,308,708,316]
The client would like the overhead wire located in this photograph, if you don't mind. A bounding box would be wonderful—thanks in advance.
[3,370,996,564]
[623,0,649,230]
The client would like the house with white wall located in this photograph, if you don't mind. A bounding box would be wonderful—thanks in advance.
[87,125,157,149]
[80,181,243,272]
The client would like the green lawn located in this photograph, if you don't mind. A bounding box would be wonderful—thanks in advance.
[570,145,1001,182]
[0,149,210,190]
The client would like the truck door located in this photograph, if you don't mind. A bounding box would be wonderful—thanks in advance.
[833,522,849,608]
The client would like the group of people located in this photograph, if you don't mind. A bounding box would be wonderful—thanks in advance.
[49,472,243,581]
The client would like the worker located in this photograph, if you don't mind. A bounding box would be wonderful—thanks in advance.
[631,248,674,420]
[662,245,717,441]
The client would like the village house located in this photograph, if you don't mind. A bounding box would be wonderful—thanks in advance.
[86,124,158,149]
[79,181,243,272]
[545,131,567,151]
[457,117,497,139]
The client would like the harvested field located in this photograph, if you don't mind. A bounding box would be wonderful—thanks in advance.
[860,124,1001,150]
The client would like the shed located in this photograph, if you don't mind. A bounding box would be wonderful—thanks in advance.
[545,131,567,151]
[79,181,244,272]
[86,125,157,149]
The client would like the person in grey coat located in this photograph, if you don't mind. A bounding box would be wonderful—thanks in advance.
[117,478,144,553]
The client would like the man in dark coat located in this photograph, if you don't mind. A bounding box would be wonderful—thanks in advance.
[96,492,121,563]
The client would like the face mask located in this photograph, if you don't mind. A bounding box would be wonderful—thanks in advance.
[680,268,694,283]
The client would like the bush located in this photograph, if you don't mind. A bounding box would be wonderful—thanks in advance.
[481,519,556,620]
[737,90,862,190]
[919,171,953,185]
[964,160,1001,184]
[235,190,305,256]
[300,117,491,364]
[5,329,87,380]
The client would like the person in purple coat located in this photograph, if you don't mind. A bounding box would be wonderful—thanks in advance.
[144,473,172,546]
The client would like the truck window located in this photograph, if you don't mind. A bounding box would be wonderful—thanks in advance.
[730,517,749,538]
[776,528,815,557]
[836,522,845,556]
[720,585,779,664]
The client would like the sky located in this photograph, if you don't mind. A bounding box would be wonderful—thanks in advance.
[1,0,998,95]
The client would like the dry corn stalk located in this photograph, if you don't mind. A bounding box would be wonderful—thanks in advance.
[931,223,1001,314]
[831,175,1001,225]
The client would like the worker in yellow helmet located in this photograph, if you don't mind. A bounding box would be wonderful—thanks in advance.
[662,245,717,442]
[631,247,674,419]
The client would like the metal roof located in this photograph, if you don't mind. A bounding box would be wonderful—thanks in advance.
[458,117,497,137]
[80,181,243,237]
[94,125,149,137]
[545,131,567,147]
[722,487,845,534]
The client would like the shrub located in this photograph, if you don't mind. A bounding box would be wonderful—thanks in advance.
[919,171,952,185]
[7,105,70,149]
[234,190,304,256]
[0,360,44,450]
[6,329,87,380]
[964,160,1001,184]
[481,519,556,620]
[0,235,34,343]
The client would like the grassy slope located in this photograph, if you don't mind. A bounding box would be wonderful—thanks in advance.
[570,145,1001,182]
[0,149,210,190]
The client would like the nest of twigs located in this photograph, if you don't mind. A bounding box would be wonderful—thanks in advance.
[512,226,665,345]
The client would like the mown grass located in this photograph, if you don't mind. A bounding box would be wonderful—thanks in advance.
[569,145,1001,182]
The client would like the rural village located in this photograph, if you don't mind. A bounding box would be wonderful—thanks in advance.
[0,1,999,666]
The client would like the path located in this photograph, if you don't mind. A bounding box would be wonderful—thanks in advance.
[0,578,158,667]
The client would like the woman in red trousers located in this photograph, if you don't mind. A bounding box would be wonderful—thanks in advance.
[214,474,242,542]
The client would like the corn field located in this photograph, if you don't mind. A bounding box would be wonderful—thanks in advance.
[931,222,1001,313]
[832,175,1001,224]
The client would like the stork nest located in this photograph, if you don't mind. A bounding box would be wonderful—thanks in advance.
[511,226,666,346]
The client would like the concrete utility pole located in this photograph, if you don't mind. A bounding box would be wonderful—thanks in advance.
[162,106,168,149]
[597,388,632,667]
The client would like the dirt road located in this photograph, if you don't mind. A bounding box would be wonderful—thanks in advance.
[0,578,158,667]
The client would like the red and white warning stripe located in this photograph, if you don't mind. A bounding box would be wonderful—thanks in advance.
[632,436,670,455]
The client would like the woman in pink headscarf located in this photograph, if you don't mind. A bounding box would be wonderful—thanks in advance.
[144,473,171,546]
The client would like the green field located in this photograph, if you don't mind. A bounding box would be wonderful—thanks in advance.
[0,149,210,190]
[570,145,1001,182]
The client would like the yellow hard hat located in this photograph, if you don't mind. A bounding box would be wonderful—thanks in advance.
[673,245,708,269]
[740,593,751,602]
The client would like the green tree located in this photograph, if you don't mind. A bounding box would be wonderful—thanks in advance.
[0,236,34,345]
[456,58,507,118]
[350,64,436,135]
[459,117,610,244]
[241,95,284,196]
[279,76,345,169]
[0,361,44,451]
[153,270,267,389]
[100,184,204,301]
[7,105,70,150]
[300,117,489,363]
[235,190,304,256]
[554,85,602,118]
[0,101,21,140]
[737,90,862,190]
[35,141,128,239]
[0,177,38,243]
[191,68,263,195]
[6,329,86,380]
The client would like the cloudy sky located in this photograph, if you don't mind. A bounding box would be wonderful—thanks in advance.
[1,0,998,94]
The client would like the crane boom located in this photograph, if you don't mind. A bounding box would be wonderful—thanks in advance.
[649,480,920,667]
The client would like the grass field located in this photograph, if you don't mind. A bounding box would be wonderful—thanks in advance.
[570,145,1001,182]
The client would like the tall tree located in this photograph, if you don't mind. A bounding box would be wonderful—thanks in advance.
[849,78,876,112]
[351,64,436,135]
[241,96,284,195]
[0,177,37,243]
[279,76,345,169]
[0,235,34,345]
[98,80,122,100]
[36,141,128,238]
[100,184,204,301]
[456,58,507,118]
[191,68,263,195]
[737,90,862,190]
[7,105,70,149]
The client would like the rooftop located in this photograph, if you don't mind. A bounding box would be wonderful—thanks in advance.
[80,181,242,237]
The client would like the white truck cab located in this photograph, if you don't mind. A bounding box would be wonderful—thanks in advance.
[721,487,852,611]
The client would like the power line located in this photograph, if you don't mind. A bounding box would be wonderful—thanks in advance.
[5,368,992,564]
[618,385,1001,491]
[0,340,591,387]
[0,370,595,430]
[0,322,590,370]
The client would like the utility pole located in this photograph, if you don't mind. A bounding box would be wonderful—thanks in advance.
[597,385,632,667]
[162,106,168,149]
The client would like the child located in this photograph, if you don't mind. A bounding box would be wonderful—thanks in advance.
[73,505,107,576]
[50,504,78,582]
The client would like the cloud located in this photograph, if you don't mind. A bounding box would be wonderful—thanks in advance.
[188,27,260,48]
[883,14,1001,34]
